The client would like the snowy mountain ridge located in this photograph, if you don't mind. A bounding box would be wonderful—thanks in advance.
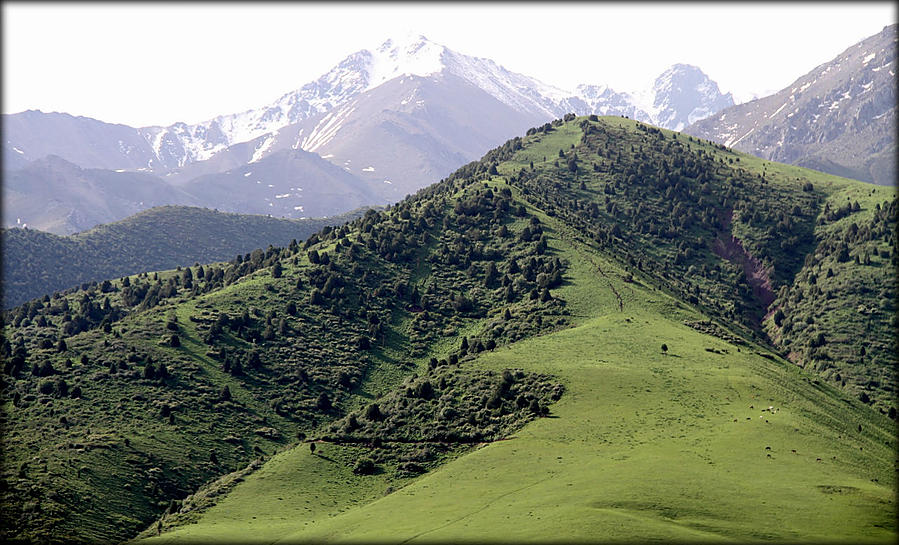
[137,34,733,169]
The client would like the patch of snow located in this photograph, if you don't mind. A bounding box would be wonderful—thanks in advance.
[115,169,126,173]
[244,171,253,177]
[362,166,375,172]
[300,102,357,152]
[727,128,755,147]
[12,147,24,155]
[862,52,876,65]
[768,102,788,119]
[383,180,392,184]
[275,193,291,199]
[249,135,274,164]
[321,153,334,159]
[798,81,813,93]
[366,32,444,90]
[267,184,274,188]
[294,206,305,211]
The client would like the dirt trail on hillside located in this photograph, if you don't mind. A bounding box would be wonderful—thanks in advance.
[713,212,776,314]
[586,255,623,311]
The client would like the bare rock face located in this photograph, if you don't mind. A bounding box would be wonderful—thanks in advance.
[686,24,897,186]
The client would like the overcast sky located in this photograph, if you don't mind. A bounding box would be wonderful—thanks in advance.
[2,2,895,127]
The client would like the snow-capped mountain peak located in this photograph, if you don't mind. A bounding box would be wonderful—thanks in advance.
[134,37,735,172]
[648,63,734,131]
[365,34,446,90]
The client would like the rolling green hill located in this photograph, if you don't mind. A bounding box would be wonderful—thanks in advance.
[2,116,895,544]
[2,205,371,309]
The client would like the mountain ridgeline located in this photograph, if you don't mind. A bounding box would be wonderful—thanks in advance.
[2,205,372,309]
[1,116,895,544]
[686,23,897,186]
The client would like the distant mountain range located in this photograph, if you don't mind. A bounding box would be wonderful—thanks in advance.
[686,24,896,186]
[7,28,892,236]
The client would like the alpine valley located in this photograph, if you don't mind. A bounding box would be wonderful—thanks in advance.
[1,24,897,545]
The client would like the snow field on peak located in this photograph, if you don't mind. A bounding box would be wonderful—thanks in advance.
[365,35,445,91]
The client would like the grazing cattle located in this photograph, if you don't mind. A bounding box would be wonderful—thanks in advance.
[816,457,822,462]
[765,446,772,450]
[766,454,772,458]
[750,405,754,409]
[791,449,797,454]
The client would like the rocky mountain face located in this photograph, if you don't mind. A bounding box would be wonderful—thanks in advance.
[3,34,738,234]
[177,148,388,219]
[685,24,896,185]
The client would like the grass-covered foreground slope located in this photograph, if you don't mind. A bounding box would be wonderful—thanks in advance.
[2,115,895,543]
[2,205,371,308]
[1,153,571,543]
[140,178,895,543]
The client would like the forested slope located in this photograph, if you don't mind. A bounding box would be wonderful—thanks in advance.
[2,206,370,308]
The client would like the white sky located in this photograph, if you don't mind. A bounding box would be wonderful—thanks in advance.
[2,2,895,127]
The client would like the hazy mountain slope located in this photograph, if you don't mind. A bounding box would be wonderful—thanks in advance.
[2,206,371,309]
[1,110,162,171]
[685,24,897,185]
[273,72,550,198]
[177,148,388,218]
[2,156,195,234]
[4,35,735,186]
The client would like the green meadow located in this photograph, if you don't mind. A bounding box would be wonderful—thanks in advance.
[140,193,895,543]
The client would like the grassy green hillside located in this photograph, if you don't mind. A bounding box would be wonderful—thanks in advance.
[2,205,370,308]
[1,155,570,543]
[2,115,895,544]
[142,219,894,543]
